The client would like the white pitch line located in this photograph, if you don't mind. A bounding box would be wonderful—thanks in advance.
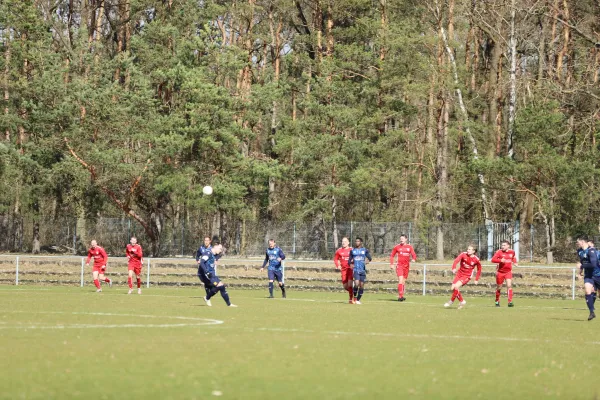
[0,311,224,330]
[252,327,600,346]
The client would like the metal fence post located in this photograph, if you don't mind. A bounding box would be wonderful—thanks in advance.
[530,225,534,262]
[80,257,84,287]
[422,264,427,296]
[292,223,296,258]
[282,261,285,284]
[15,256,19,286]
[350,221,354,241]
[572,268,576,300]
[146,258,151,288]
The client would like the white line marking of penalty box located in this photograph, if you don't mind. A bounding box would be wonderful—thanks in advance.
[0,311,224,329]
[251,327,600,346]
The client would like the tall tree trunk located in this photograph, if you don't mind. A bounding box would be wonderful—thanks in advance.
[507,0,517,159]
[556,0,570,81]
[3,37,9,141]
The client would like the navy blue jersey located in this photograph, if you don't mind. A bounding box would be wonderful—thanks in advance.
[578,247,598,279]
[196,245,221,262]
[262,247,286,270]
[349,247,372,272]
[200,251,217,276]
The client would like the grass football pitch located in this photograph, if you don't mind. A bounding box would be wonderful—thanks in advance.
[1,286,598,400]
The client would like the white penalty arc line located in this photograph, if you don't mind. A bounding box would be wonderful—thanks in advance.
[0,311,224,330]
[251,327,600,346]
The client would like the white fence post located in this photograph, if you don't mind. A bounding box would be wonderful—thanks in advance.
[282,261,285,284]
[80,257,84,287]
[146,258,150,288]
[572,268,576,300]
[15,256,19,286]
[422,264,427,296]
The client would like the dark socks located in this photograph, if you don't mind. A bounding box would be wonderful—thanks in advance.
[269,282,274,296]
[586,294,595,313]
[206,286,219,300]
[353,285,358,298]
[219,285,231,306]
[357,288,364,301]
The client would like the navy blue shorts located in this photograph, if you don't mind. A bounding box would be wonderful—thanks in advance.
[209,274,221,286]
[592,277,600,291]
[354,270,366,282]
[268,269,283,282]
[198,271,211,287]
[584,277,597,288]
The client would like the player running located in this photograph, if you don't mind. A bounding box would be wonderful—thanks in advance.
[349,237,372,304]
[126,236,143,294]
[85,240,111,292]
[577,236,598,321]
[334,237,354,303]
[491,240,518,307]
[389,234,417,301]
[444,245,481,309]
[260,239,286,298]
[195,236,215,298]
[199,244,237,307]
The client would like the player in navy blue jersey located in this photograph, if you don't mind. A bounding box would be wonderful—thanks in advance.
[588,240,600,300]
[199,244,237,307]
[260,239,286,298]
[196,236,215,297]
[348,237,372,304]
[577,236,597,320]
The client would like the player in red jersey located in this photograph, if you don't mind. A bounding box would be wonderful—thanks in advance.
[126,236,143,295]
[85,240,111,292]
[491,240,518,307]
[389,234,417,301]
[444,245,481,309]
[334,237,354,303]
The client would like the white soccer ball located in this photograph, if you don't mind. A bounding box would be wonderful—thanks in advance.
[202,185,213,195]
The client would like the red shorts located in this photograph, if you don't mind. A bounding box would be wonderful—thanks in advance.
[92,266,106,274]
[453,274,471,286]
[496,271,513,285]
[128,266,142,275]
[396,265,410,278]
[341,268,353,284]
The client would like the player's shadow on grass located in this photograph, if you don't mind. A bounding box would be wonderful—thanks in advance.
[548,317,587,322]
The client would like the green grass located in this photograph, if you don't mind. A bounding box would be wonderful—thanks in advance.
[0,286,598,400]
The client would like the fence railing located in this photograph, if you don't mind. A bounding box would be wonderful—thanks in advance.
[0,255,580,300]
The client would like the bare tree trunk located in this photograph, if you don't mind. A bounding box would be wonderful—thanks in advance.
[3,37,9,141]
[556,0,570,81]
[507,0,517,159]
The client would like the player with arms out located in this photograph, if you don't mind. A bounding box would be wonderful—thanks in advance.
[260,239,286,298]
[389,234,417,301]
[199,244,237,307]
[577,236,598,321]
[444,245,481,309]
[334,237,354,303]
[349,237,372,305]
[86,240,111,292]
[126,236,143,295]
[491,240,518,307]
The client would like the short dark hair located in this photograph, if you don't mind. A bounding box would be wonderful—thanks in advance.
[268,238,275,242]
[501,240,510,245]
[578,236,589,242]
[400,234,407,238]
[355,237,363,242]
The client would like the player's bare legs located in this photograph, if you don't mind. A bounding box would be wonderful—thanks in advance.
[98,272,111,288]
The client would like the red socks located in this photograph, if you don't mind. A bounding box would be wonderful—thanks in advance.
[495,290,501,302]
[137,278,141,289]
[347,286,353,300]
[94,279,101,289]
[104,277,110,283]
[398,284,404,298]
[508,288,513,302]
[128,277,133,289]
[457,291,464,302]
[451,289,458,301]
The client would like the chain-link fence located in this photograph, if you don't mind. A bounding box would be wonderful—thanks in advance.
[0,214,568,262]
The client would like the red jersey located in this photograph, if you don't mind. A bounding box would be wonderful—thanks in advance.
[451,252,482,281]
[126,244,143,268]
[491,249,517,273]
[390,244,416,267]
[334,247,352,269]
[86,246,108,268]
